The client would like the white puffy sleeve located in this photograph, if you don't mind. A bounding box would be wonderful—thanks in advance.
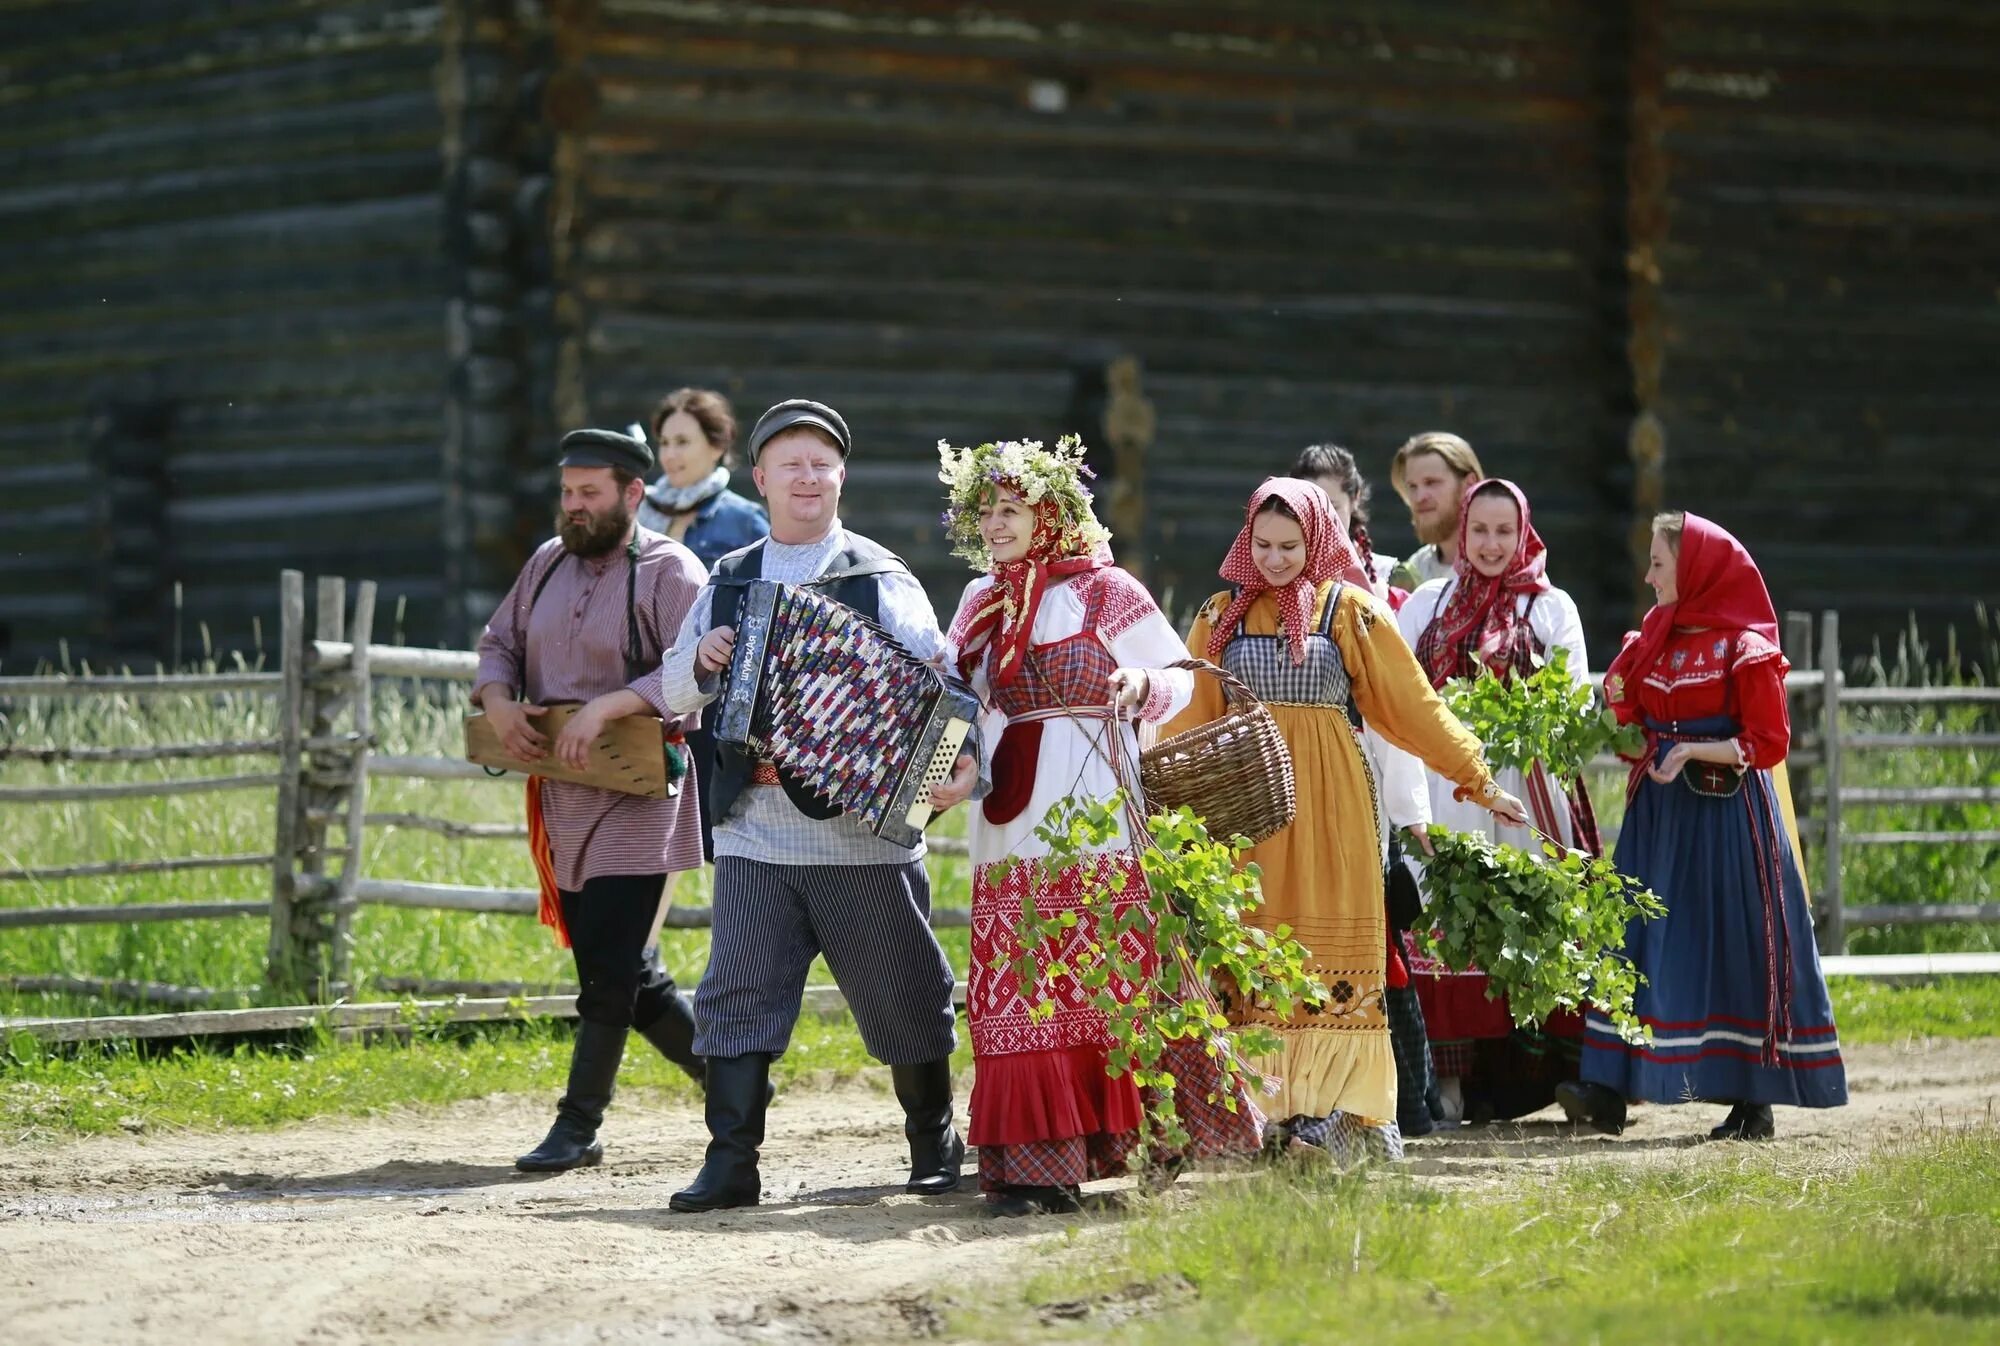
[1531,587,1589,686]
[1097,569,1195,723]
[1365,728,1432,830]
[1395,577,1450,652]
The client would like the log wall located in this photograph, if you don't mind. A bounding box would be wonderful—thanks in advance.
[1,2,1991,667]
[0,2,450,667]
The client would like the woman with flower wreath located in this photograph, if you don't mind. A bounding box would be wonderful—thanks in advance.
[1396,478,1601,1124]
[1161,478,1527,1165]
[939,435,1266,1217]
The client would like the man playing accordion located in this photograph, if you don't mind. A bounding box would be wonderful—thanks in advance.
[659,399,979,1212]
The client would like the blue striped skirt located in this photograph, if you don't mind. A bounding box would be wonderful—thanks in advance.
[1580,717,1847,1108]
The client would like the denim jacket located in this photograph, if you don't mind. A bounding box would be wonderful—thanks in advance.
[637,486,769,570]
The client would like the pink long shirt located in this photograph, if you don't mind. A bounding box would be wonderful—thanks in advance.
[473,528,707,889]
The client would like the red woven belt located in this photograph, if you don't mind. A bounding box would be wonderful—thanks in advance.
[749,760,781,786]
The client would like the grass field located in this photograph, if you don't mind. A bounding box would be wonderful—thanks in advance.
[0,678,975,1019]
[989,1125,2000,1345]
[1,675,1989,1021]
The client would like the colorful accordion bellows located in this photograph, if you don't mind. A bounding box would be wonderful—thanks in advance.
[714,580,980,848]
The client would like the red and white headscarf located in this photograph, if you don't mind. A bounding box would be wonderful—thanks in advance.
[953,490,1109,688]
[1208,477,1369,666]
[1604,512,1781,706]
[1414,478,1551,688]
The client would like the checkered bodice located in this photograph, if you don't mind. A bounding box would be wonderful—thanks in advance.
[989,577,1117,719]
[1219,582,1355,711]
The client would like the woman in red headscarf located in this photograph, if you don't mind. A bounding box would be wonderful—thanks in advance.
[940,436,1266,1217]
[1161,478,1526,1165]
[1395,478,1601,1122]
[1556,513,1846,1140]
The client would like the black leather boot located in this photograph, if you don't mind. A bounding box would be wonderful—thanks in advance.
[516,1021,627,1172]
[669,1053,770,1212]
[1709,1102,1775,1141]
[892,1058,965,1195]
[634,990,776,1105]
[635,991,706,1089]
[1553,1079,1628,1137]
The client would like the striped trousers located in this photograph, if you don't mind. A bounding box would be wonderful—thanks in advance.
[694,857,958,1064]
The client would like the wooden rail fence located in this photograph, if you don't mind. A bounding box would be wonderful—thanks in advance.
[1,572,1994,1042]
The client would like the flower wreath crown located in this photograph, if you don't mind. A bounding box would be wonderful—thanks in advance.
[936,433,1111,569]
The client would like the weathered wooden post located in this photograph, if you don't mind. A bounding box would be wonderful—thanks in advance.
[329,581,377,996]
[267,570,308,991]
[1818,610,1845,954]
[280,578,346,994]
[1102,353,1155,581]
[1782,611,1815,871]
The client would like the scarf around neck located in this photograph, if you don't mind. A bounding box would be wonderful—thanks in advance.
[1414,478,1551,688]
[644,465,730,516]
[954,494,1109,688]
[1604,512,1780,707]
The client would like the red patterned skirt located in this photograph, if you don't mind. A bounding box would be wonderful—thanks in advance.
[969,851,1263,1193]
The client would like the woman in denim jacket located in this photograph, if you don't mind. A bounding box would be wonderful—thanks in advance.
[637,387,769,568]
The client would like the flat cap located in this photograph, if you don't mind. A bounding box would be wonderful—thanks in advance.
[558,427,654,476]
[747,399,851,460]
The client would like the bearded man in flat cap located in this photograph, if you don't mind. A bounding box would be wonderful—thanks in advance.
[657,399,978,1212]
[473,428,712,1172]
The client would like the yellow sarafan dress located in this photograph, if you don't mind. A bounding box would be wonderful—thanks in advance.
[1163,581,1493,1125]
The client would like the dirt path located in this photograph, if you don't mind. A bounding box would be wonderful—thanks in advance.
[4,1038,1996,1346]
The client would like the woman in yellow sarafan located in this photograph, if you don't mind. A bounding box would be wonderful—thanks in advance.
[1162,478,1525,1162]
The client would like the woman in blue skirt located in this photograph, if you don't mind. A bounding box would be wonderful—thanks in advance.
[1556,512,1846,1140]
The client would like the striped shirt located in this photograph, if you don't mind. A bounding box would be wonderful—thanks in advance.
[473,527,708,889]
[659,522,954,866]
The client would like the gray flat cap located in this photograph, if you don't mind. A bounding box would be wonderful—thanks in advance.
[747,399,851,460]
[558,427,655,476]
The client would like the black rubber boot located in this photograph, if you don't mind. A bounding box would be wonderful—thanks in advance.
[1709,1102,1775,1141]
[669,1053,770,1212]
[516,1021,627,1172]
[1553,1079,1628,1137]
[635,991,706,1089]
[988,1184,1082,1218]
[892,1058,965,1195]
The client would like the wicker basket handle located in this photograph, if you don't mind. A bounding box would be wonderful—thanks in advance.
[1163,658,1263,713]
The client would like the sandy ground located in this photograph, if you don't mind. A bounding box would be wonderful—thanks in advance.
[3,1037,1996,1346]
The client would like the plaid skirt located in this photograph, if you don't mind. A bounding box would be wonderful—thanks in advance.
[979,1035,1265,1193]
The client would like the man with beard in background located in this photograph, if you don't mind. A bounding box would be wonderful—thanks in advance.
[473,427,712,1173]
[1387,432,1486,592]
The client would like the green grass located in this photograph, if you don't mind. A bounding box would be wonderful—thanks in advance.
[1,1009,975,1141]
[0,679,974,1018]
[1829,977,2000,1044]
[1843,611,1999,955]
[993,1127,2000,1345]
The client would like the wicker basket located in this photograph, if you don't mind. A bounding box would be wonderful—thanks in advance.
[1139,659,1296,845]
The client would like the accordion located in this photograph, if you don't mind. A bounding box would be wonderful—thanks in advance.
[715,580,979,849]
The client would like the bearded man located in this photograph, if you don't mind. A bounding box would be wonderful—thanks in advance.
[472,427,711,1172]
[1387,432,1486,590]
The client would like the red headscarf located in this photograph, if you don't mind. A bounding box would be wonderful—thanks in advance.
[1604,512,1780,706]
[1208,477,1369,666]
[1414,478,1551,688]
[953,489,1108,688]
